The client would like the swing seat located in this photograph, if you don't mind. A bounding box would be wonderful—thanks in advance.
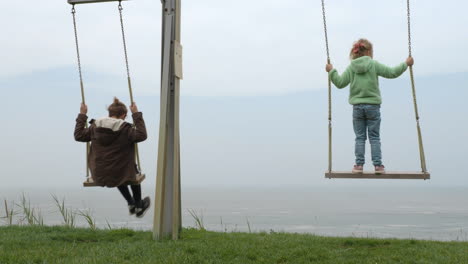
[325,171,430,180]
[83,174,146,187]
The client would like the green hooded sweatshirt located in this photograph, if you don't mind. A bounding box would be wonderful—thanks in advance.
[329,56,408,105]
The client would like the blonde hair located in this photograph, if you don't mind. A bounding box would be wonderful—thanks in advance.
[349,39,373,60]
[108,97,128,117]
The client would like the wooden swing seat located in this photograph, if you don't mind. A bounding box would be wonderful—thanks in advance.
[325,171,430,180]
[83,174,146,187]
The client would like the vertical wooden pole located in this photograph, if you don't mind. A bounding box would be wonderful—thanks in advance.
[173,0,182,239]
[153,0,182,241]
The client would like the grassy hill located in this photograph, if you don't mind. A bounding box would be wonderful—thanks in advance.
[0,226,467,264]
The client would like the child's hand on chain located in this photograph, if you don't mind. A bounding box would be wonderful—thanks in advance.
[326,64,333,72]
[406,56,414,66]
[80,103,88,115]
[130,103,139,114]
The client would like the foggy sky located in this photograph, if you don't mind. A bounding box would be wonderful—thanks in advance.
[0,0,467,188]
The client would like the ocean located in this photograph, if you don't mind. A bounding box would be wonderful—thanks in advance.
[1,185,467,241]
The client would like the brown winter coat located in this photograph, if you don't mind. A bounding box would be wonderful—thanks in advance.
[74,112,147,187]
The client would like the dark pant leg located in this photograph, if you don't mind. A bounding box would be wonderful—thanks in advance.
[117,185,134,205]
[130,184,142,203]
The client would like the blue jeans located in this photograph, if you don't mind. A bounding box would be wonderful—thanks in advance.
[353,104,382,166]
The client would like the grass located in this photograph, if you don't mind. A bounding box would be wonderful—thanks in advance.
[187,209,205,231]
[1,195,467,263]
[1,200,17,226]
[77,209,97,231]
[0,226,467,264]
[52,194,98,230]
[18,194,44,226]
[52,194,76,228]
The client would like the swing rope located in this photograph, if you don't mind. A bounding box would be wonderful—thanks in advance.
[71,5,91,180]
[118,1,142,174]
[321,0,428,175]
[406,0,427,173]
[321,0,332,173]
[70,2,143,180]
[118,1,134,103]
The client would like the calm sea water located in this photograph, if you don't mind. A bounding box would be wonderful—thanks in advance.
[1,186,468,241]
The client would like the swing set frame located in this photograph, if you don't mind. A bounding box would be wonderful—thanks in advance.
[68,0,127,4]
[68,0,430,242]
[69,0,144,188]
[321,0,430,180]
[68,0,182,240]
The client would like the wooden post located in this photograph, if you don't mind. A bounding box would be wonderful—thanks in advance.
[153,0,182,241]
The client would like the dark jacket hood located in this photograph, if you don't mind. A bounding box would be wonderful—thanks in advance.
[92,117,128,146]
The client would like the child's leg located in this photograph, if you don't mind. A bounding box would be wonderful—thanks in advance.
[130,184,142,204]
[131,184,151,218]
[366,105,382,166]
[353,105,367,166]
[117,185,135,205]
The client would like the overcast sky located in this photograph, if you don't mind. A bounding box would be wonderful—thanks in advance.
[1,0,468,94]
[0,0,467,189]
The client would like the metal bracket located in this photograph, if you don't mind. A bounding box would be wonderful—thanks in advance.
[68,0,128,5]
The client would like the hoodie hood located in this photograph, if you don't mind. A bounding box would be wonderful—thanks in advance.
[93,117,126,146]
[350,56,372,74]
[95,117,125,131]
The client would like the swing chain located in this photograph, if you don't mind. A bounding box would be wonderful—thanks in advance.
[71,4,85,105]
[118,1,142,174]
[406,0,412,57]
[118,0,134,103]
[321,0,332,173]
[321,0,330,61]
[406,0,427,173]
[71,4,90,179]
[321,0,332,121]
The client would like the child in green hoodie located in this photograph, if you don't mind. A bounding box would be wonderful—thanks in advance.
[325,39,414,174]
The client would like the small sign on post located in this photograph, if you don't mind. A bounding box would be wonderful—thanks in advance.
[174,40,183,80]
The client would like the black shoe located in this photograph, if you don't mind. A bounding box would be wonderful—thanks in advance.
[128,204,136,215]
[128,199,136,215]
[135,197,151,218]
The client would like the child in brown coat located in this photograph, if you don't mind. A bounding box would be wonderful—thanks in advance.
[75,98,150,217]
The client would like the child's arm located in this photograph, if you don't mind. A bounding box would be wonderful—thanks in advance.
[74,104,91,142]
[375,61,408,79]
[128,103,148,143]
[329,67,352,89]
